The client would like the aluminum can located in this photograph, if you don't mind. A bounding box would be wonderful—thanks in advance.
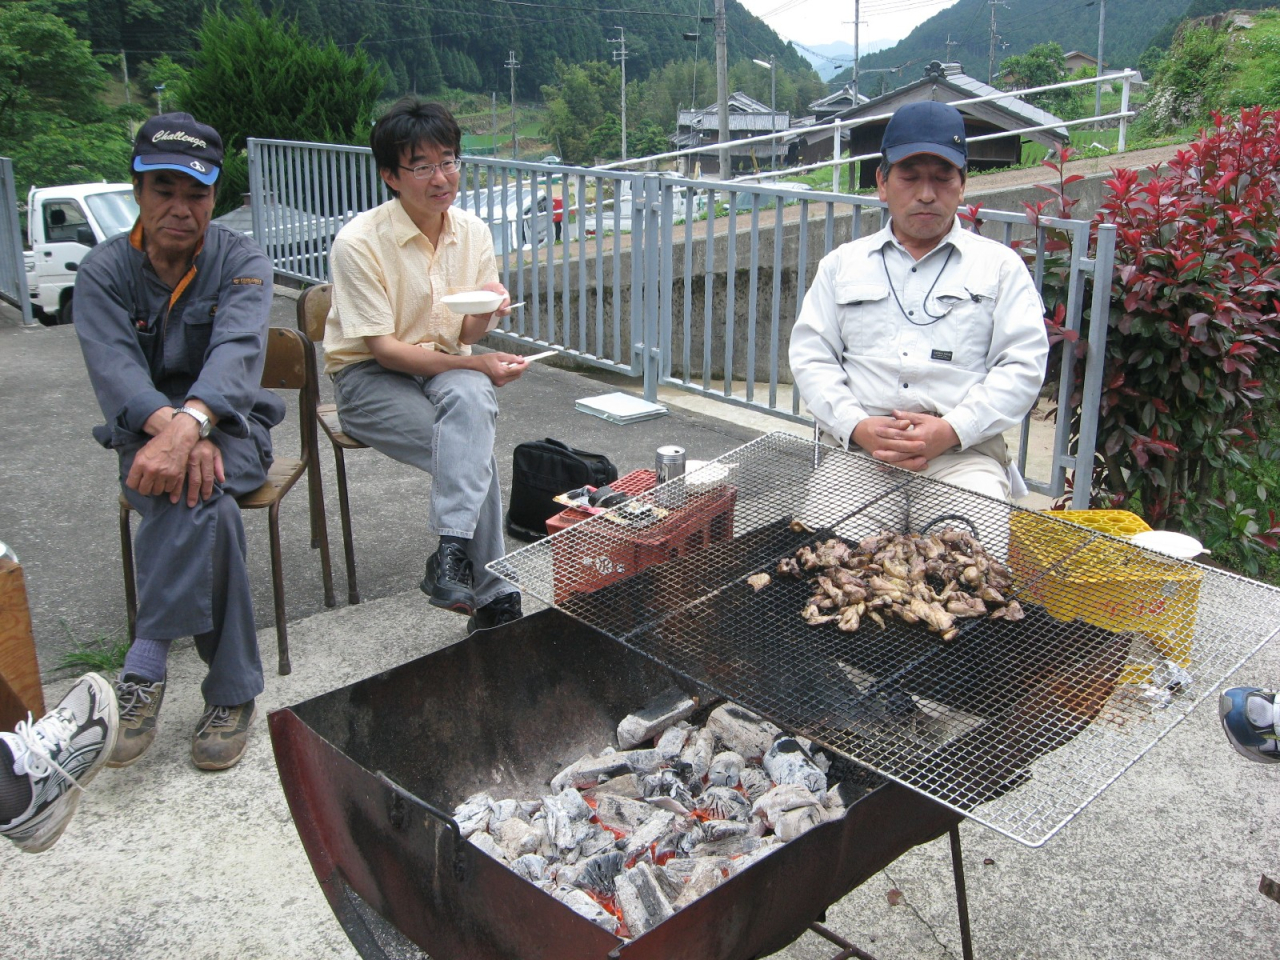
[654,445,687,485]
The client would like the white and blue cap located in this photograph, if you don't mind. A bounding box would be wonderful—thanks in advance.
[881,101,967,170]
[131,112,223,186]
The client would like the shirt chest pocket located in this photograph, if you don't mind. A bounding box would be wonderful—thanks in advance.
[834,281,893,358]
[927,279,997,369]
[132,308,163,369]
[181,295,219,368]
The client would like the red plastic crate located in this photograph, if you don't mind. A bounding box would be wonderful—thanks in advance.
[546,469,657,535]
[551,479,736,603]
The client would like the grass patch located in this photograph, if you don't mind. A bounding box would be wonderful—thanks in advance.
[55,624,129,675]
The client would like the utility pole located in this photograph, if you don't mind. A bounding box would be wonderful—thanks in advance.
[987,0,1007,85]
[945,34,959,62]
[610,27,628,161]
[506,51,520,160]
[121,50,136,138]
[1094,0,1106,126]
[853,0,860,104]
[491,92,498,157]
[714,0,730,177]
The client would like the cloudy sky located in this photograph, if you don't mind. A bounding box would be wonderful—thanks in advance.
[738,0,962,51]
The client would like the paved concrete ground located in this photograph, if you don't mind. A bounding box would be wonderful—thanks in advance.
[2,293,1278,959]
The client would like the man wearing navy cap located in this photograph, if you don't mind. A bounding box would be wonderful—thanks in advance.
[74,113,281,771]
[790,101,1048,499]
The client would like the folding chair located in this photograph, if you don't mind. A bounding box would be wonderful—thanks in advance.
[119,327,336,676]
[297,283,368,604]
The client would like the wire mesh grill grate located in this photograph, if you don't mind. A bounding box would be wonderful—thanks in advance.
[492,433,1280,847]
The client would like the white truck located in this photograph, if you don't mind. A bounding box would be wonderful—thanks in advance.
[24,182,138,325]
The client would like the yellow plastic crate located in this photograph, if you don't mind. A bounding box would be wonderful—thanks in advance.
[1008,510,1201,676]
[1048,509,1153,539]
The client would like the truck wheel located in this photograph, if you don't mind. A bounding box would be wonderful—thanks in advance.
[58,298,74,325]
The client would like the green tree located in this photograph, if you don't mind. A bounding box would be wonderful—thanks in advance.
[178,0,383,212]
[139,53,189,103]
[0,1,131,188]
[998,42,1074,114]
[541,60,618,164]
[0,0,108,134]
[585,112,621,161]
[629,118,670,158]
[629,58,715,130]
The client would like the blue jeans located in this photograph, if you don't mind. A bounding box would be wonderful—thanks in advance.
[333,360,515,607]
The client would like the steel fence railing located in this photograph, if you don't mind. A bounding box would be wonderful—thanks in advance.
[247,139,1113,509]
[0,157,36,327]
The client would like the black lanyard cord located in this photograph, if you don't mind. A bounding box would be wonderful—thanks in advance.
[881,244,955,326]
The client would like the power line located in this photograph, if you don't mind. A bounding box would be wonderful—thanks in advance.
[359,0,698,20]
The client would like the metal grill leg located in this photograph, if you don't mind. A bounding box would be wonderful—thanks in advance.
[949,823,976,960]
[807,824,975,960]
[807,921,880,960]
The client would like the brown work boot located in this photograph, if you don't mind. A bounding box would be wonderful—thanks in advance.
[107,677,165,768]
[190,700,256,771]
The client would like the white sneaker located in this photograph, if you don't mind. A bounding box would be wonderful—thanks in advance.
[0,673,120,852]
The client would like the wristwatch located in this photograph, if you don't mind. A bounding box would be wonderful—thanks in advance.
[173,405,213,439]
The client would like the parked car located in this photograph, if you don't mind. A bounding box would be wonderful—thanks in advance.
[454,186,551,250]
[24,182,137,325]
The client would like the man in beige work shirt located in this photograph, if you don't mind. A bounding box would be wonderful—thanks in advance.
[324,97,526,631]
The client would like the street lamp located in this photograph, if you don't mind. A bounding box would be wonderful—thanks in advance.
[752,57,777,170]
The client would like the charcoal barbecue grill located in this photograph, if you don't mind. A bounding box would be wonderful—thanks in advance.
[270,432,1280,960]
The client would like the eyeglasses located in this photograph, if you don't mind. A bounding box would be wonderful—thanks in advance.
[399,159,463,179]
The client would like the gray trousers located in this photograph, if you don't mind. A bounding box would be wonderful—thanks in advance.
[333,360,515,607]
[120,424,271,706]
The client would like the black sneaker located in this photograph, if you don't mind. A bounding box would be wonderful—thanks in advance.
[467,591,523,633]
[421,541,475,614]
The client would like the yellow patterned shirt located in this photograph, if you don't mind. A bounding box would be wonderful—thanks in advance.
[323,198,499,375]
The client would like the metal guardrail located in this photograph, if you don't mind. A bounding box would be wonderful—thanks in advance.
[247,139,1113,508]
[0,157,35,327]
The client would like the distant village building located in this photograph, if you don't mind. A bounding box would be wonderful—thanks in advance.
[671,92,790,177]
[795,60,1070,191]
[808,84,871,123]
[1062,50,1103,75]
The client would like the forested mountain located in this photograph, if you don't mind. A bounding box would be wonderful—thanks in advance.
[843,0,1189,87]
[72,0,807,100]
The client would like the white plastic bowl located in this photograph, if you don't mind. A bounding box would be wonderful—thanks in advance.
[1129,529,1208,560]
[441,291,504,315]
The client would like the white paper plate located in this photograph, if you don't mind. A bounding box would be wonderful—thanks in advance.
[1129,529,1208,559]
[441,291,504,315]
[685,460,731,492]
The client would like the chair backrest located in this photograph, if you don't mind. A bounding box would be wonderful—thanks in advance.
[262,326,311,392]
[261,326,321,464]
[297,283,333,344]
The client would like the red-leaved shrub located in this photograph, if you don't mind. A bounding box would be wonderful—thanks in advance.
[1035,108,1280,566]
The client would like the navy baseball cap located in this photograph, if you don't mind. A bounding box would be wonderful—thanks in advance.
[881,101,967,170]
[132,113,223,186]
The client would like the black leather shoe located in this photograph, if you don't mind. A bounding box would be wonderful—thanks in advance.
[467,591,523,633]
[421,541,475,614]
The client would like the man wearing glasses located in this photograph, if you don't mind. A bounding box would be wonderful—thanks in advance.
[324,98,526,631]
